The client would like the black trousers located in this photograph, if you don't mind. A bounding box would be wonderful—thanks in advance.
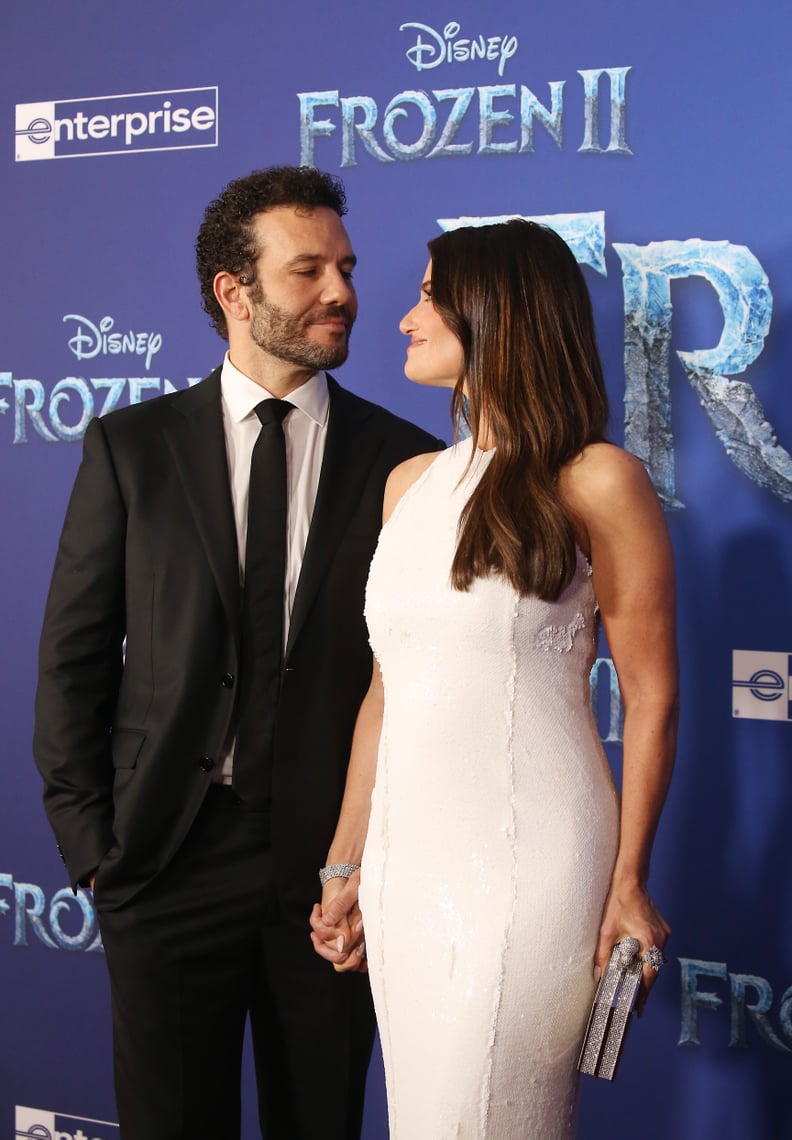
[96,786,376,1140]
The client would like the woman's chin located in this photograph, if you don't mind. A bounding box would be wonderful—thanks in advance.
[406,370,454,389]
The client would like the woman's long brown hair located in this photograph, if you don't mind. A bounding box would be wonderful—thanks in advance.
[427,219,609,601]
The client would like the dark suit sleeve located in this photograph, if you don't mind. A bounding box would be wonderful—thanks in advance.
[33,416,127,889]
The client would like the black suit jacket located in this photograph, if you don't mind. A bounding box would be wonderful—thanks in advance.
[34,368,441,920]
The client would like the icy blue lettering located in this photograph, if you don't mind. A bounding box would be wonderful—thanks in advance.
[13,881,58,949]
[729,974,791,1052]
[340,96,392,167]
[383,91,437,160]
[0,872,11,917]
[92,377,127,416]
[13,379,58,444]
[589,657,624,744]
[49,377,93,441]
[678,958,727,1046]
[49,888,98,952]
[427,89,475,157]
[298,91,339,166]
[520,82,564,152]
[478,86,517,154]
[578,67,632,155]
[614,239,785,506]
[779,986,792,1045]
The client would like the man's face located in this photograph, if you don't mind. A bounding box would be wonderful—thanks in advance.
[243,205,358,372]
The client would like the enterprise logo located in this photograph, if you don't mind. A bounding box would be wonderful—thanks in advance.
[15,87,218,161]
[732,649,792,722]
[16,1105,119,1140]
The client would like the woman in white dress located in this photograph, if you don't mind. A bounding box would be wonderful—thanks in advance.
[311,220,678,1139]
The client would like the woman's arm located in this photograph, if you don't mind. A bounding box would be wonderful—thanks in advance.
[310,451,441,971]
[309,660,384,971]
[562,443,679,1008]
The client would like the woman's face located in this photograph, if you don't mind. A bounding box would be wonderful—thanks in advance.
[399,260,464,389]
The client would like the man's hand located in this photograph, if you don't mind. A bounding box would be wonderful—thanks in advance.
[309,872,367,973]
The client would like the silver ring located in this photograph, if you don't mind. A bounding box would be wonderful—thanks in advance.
[617,937,640,966]
[643,944,665,972]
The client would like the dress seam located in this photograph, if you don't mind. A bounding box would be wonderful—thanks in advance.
[477,588,520,1137]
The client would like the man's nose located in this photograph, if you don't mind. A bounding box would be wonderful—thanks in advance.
[320,268,355,307]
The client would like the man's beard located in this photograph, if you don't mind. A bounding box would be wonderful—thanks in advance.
[249,295,353,371]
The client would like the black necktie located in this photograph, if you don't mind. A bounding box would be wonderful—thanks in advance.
[233,399,293,808]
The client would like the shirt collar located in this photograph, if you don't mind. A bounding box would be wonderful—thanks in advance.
[220,352,329,427]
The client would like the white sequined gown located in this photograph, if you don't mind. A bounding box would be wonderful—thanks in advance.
[360,440,620,1139]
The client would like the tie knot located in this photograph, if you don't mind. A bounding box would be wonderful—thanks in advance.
[255,399,293,427]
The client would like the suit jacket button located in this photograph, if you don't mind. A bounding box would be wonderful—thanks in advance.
[199,756,215,772]
[221,672,235,688]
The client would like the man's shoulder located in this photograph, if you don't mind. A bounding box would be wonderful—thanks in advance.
[328,376,441,448]
[93,368,221,439]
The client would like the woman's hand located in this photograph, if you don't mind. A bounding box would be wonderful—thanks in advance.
[309,658,385,974]
[309,872,367,973]
[595,880,670,1014]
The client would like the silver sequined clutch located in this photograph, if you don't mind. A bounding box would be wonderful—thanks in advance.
[577,938,643,1080]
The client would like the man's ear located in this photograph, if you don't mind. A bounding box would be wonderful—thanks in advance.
[214,271,251,327]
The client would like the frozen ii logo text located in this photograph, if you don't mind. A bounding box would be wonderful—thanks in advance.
[0,872,101,952]
[680,958,792,1054]
[0,312,199,443]
[401,21,518,77]
[300,67,630,168]
[300,19,629,167]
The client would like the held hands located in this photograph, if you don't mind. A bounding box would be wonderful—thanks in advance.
[309,871,367,973]
[595,881,670,1016]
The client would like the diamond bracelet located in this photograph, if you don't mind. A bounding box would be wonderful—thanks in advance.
[319,863,360,885]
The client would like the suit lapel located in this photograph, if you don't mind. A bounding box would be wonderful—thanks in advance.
[162,369,241,643]
[286,378,382,658]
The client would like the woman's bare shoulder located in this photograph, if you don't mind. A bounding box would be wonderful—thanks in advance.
[560,442,656,519]
[383,450,444,523]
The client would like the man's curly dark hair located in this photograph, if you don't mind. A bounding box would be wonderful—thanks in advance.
[195,166,348,339]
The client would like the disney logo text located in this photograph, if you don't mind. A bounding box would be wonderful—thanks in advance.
[401,21,518,78]
[64,313,163,371]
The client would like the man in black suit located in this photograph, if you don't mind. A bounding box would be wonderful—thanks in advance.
[33,166,441,1140]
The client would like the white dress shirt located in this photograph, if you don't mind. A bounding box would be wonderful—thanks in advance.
[218,352,330,780]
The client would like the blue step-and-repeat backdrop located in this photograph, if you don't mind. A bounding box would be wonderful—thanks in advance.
[2,2,790,1137]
